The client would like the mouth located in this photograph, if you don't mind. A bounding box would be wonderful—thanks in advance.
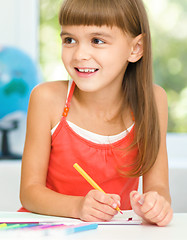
[75,68,99,73]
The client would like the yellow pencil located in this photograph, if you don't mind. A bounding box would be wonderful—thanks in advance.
[0,223,7,228]
[73,163,123,214]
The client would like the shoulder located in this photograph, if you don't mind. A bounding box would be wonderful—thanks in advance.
[153,84,167,102]
[153,84,168,132]
[30,80,68,103]
[28,81,69,127]
[153,84,168,112]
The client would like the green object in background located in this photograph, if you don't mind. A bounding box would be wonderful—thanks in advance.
[40,0,187,132]
[4,78,28,96]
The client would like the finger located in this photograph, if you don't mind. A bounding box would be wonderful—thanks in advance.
[86,192,118,218]
[82,211,113,222]
[151,201,173,226]
[130,191,144,210]
[80,198,116,222]
[93,191,120,212]
[141,192,158,214]
[144,195,164,220]
[109,194,121,207]
[93,200,118,217]
[130,191,138,202]
[85,202,117,222]
[130,191,145,217]
[156,208,173,227]
[93,208,116,222]
[130,191,143,204]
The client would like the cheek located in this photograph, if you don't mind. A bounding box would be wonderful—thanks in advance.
[104,52,129,70]
[118,47,131,62]
[61,49,70,66]
[104,54,129,79]
[61,48,66,61]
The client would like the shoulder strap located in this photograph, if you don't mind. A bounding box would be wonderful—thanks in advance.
[62,81,75,117]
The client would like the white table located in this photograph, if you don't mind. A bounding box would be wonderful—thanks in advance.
[67,213,187,240]
[0,213,186,240]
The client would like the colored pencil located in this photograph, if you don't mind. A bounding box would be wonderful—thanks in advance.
[73,163,123,214]
[0,223,7,228]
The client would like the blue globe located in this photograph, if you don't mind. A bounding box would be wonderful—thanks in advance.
[0,46,40,118]
[0,46,41,159]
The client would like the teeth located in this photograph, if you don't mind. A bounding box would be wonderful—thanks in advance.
[78,68,96,73]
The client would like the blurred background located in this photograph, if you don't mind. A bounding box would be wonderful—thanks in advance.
[0,0,186,212]
[39,0,187,132]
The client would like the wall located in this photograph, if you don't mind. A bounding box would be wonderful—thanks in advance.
[0,0,38,61]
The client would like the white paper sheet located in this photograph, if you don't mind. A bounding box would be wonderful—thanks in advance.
[0,210,142,225]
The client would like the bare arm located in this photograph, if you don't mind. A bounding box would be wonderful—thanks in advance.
[20,82,86,218]
[130,85,173,226]
[143,85,170,201]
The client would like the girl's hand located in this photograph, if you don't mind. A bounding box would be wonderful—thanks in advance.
[78,190,121,222]
[130,191,173,226]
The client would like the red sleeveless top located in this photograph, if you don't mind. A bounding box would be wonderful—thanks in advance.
[19,81,139,212]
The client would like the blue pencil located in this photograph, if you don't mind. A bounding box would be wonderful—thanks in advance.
[66,223,98,234]
[42,223,98,236]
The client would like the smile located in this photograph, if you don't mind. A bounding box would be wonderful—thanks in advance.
[75,68,98,73]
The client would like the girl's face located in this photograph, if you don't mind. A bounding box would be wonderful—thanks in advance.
[61,25,134,93]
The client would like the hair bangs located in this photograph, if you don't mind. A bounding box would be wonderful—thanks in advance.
[59,0,128,30]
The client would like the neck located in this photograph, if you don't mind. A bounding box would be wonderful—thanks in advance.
[74,83,124,121]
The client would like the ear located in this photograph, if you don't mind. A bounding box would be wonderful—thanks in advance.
[128,34,143,63]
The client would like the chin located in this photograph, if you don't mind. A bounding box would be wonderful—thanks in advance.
[73,79,101,92]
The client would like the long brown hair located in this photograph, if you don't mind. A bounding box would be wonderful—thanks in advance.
[59,0,160,177]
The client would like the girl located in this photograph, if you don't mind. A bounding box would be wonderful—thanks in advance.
[19,0,173,226]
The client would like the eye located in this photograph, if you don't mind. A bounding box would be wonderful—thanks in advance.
[92,38,105,45]
[63,37,76,45]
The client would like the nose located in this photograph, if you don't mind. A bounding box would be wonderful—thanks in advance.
[73,43,91,61]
